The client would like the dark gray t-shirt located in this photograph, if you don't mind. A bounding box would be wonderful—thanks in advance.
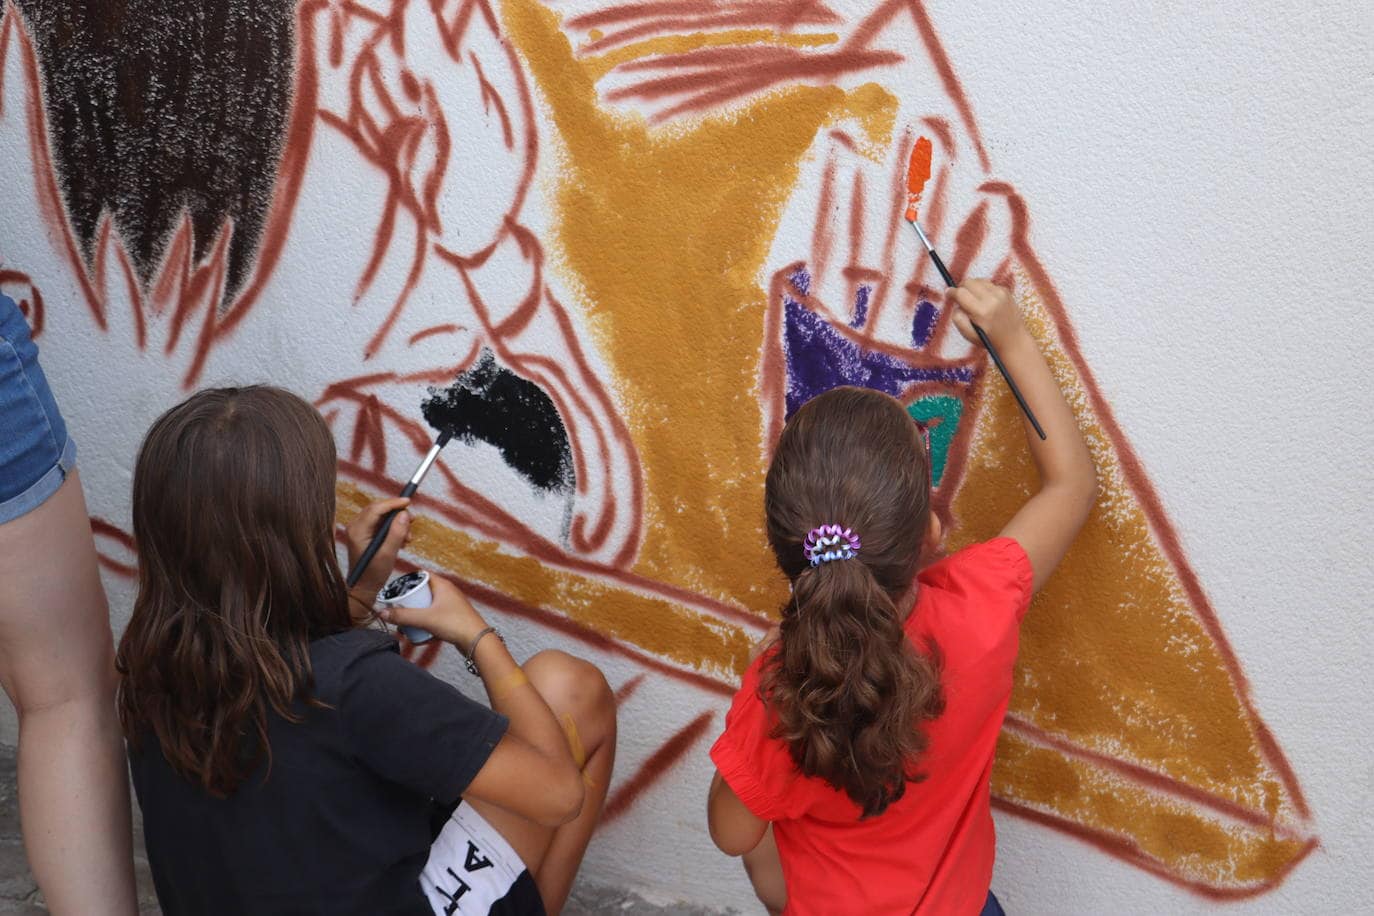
[130,627,508,915]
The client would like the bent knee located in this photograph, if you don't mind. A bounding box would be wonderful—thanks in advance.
[524,650,615,723]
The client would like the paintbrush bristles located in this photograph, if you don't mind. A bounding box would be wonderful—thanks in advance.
[905,136,933,223]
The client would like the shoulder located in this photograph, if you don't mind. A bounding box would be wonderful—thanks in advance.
[917,537,1035,628]
[920,538,1032,594]
[311,626,397,665]
[731,650,777,717]
[309,627,399,697]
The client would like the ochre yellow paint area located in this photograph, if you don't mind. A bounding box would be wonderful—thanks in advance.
[504,0,896,615]
[994,733,1310,891]
[336,483,752,678]
[579,29,839,83]
[441,2,1307,892]
[951,269,1306,837]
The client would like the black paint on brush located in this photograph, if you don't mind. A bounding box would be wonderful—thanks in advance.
[422,349,574,494]
[14,0,295,301]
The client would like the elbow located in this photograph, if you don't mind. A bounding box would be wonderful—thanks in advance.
[1076,454,1099,516]
[1039,443,1097,513]
[711,833,750,858]
[711,832,761,858]
[1061,448,1098,521]
[707,820,730,856]
[708,819,761,858]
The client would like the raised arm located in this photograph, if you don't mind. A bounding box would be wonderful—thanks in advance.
[948,279,1097,592]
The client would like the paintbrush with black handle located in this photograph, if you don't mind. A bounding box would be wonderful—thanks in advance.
[904,136,1046,440]
[347,432,452,643]
[906,220,1046,440]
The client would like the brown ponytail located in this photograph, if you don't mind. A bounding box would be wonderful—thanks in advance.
[761,386,945,818]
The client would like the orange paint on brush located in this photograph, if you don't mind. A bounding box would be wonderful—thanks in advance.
[905,135,933,222]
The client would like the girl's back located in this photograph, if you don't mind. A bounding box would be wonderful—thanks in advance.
[713,538,1031,914]
[117,387,519,915]
[131,627,503,914]
[708,281,1098,916]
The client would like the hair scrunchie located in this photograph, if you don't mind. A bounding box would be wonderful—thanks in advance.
[804,524,861,566]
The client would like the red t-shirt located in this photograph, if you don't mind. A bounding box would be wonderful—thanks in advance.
[710,538,1033,915]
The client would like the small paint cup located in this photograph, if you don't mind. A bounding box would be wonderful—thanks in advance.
[377,570,436,645]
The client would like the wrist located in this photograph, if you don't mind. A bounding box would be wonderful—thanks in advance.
[449,618,492,654]
[992,322,1037,358]
[348,587,377,621]
[463,626,508,676]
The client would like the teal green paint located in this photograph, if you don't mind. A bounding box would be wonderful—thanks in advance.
[907,395,963,487]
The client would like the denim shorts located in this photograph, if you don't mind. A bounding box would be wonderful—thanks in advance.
[0,292,76,524]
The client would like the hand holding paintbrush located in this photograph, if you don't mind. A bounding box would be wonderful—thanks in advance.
[904,137,1046,440]
[344,496,415,607]
[343,364,491,643]
[345,431,452,644]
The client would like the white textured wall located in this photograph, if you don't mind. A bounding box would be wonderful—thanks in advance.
[940,2,1374,912]
[1,0,1371,912]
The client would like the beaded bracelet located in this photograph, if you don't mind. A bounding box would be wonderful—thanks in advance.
[465,626,504,675]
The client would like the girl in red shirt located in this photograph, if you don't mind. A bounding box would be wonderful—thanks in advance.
[707,280,1097,915]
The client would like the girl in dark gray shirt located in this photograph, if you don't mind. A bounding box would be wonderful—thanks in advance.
[119,386,617,915]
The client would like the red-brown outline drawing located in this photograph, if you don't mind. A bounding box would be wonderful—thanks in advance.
[1,0,1316,897]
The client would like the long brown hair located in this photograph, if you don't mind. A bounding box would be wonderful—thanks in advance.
[116,386,351,796]
[762,386,945,818]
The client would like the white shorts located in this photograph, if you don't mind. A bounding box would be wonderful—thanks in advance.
[421,801,546,915]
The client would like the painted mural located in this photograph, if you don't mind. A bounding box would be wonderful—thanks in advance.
[0,0,1314,901]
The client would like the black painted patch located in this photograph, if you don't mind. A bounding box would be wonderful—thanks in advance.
[15,0,295,301]
[422,350,575,495]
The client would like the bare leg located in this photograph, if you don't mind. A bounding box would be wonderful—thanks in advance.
[0,472,137,915]
[742,826,786,916]
[466,650,616,915]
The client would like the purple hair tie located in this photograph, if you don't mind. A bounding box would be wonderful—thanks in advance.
[804,524,861,567]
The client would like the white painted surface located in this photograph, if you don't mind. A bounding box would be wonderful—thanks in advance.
[931,2,1374,912]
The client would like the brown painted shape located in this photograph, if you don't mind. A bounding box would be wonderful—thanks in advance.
[501,0,897,614]
[498,0,1318,896]
[602,711,716,824]
[946,241,1314,892]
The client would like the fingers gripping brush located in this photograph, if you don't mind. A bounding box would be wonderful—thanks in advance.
[346,432,452,644]
[904,137,1046,440]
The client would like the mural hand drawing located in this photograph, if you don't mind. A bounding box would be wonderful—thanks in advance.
[299,0,643,565]
[0,0,1314,901]
[760,120,1004,528]
[2,0,642,563]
